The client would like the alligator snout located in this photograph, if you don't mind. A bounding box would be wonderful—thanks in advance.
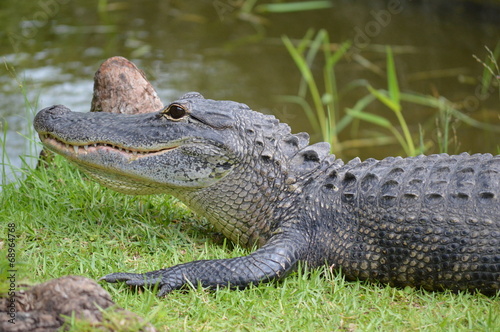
[37,104,72,117]
[34,105,73,133]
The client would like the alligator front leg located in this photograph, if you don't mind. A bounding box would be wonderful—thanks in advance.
[100,234,306,296]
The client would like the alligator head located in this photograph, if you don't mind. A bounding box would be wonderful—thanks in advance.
[35,93,245,193]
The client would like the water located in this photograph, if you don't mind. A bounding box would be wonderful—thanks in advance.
[1,0,499,184]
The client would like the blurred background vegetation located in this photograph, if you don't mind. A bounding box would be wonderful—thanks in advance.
[1,0,499,183]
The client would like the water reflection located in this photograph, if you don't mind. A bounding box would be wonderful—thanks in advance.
[1,0,499,183]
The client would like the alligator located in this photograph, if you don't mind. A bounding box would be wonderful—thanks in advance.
[34,93,500,296]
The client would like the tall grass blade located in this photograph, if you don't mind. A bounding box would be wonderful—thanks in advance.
[335,94,375,135]
[323,39,352,144]
[386,46,401,111]
[478,42,500,97]
[256,1,333,13]
[297,29,325,97]
[346,108,392,128]
[282,35,326,139]
[1,120,10,187]
[366,48,416,155]
[366,85,398,112]
[346,106,409,154]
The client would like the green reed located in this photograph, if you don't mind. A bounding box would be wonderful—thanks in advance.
[282,30,500,157]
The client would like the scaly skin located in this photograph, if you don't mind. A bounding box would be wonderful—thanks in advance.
[34,93,500,296]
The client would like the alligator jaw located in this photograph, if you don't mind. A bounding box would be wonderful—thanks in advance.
[37,133,186,195]
[39,133,178,161]
[34,104,238,192]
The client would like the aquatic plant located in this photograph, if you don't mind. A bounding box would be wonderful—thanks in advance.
[281,30,500,156]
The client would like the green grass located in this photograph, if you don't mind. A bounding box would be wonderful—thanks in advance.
[1,156,499,331]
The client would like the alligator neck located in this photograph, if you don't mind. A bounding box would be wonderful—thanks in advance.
[178,153,294,248]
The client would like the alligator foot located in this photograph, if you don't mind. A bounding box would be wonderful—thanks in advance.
[100,234,305,297]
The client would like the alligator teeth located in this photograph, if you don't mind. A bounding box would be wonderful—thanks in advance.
[73,145,79,154]
[83,145,89,151]
[133,150,138,156]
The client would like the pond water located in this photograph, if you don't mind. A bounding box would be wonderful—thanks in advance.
[1,0,499,184]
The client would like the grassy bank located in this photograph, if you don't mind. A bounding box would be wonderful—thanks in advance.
[1,155,499,331]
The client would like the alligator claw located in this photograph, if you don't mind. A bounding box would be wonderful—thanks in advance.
[100,272,161,287]
[100,272,142,283]
[100,272,172,296]
[157,284,173,297]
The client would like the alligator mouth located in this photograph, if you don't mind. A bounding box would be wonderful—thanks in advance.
[39,134,178,159]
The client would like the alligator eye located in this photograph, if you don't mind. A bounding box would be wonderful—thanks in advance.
[167,104,187,120]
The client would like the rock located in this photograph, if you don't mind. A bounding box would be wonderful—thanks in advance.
[90,56,163,114]
[0,276,156,332]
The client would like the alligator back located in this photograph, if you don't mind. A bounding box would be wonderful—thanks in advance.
[320,153,500,293]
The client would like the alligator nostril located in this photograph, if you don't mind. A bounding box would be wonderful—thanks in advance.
[34,105,73,132]
[39,105,72,115]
